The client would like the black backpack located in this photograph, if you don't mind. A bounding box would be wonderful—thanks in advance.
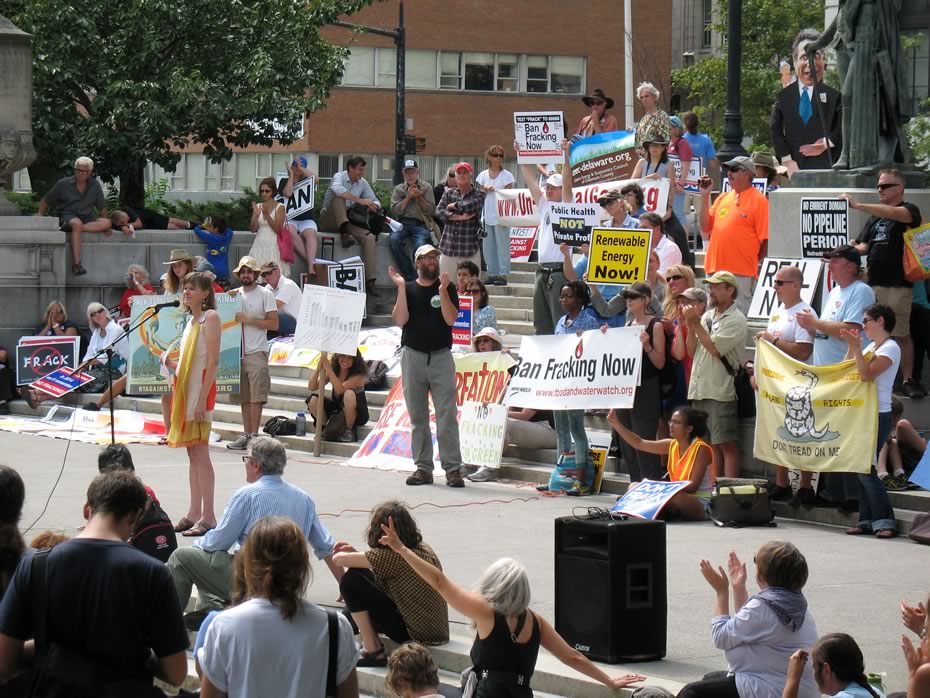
[364,360,389,391]
[129,495,177,564]
[264,415,297,436]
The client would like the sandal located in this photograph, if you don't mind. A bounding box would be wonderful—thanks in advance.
[173,517,196,533]
[845,526,873,536]
[875,528,897,539]
[182,521,216,537]
[356,647,387,668]
[71,262,87,276]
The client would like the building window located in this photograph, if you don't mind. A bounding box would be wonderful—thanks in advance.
[205,156,236,192]
[377,48,396,88]
[526,55,549,93]
[406,49,437,89]
[496,53,518,92]
[550,56,584,94]
[905,32,930,115]
[342,46,375,86]
[170,154,187,191]
[702,0,713,49]
[440,52,462,90]
[464,52,494,91]
[318,154,341,190]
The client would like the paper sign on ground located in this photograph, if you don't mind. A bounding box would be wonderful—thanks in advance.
[569,131,638,186]
[511,227,537,261]
[514,112,564,164]
[800,198,848,258]
[585,227,651,286]
[459,402,508,468]
[610,480,691,518]
[31,367,94,398]
[284,177,316,220]
[669,156,702,193]
[294,285,366,355]
[452,295,474,347]
[16,336,80,386]
[506,327,643,410]
[550,202,601,247]
[747,258,824,319]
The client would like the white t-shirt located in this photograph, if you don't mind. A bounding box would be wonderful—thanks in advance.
[864,339,901,413]
[475,168,515,225]
[198,598,358,698]
[813,281,875,366]
[239,284,277,355]
[271,276,302,318]
[767,301,815,362]
[653,235,682,275]
[537,197,562,264]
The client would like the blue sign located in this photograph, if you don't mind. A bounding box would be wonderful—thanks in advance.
[610,479,690,519]
[909,448,930,492]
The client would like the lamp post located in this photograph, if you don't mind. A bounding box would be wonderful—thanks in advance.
[715,0,748,161]
[333,1,405,185]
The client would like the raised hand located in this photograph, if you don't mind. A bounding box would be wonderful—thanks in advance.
[727,550,747,589]
[378,516,404,552]
[786,649,809,684]
[387,265,406,287]
[700,559,729,594]
[439,271,450,288]
[902,600,927,636]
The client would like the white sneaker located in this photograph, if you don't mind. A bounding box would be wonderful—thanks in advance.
[226,433,251,450]
[467,466,499,482]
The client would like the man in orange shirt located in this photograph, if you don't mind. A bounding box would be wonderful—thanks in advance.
[698,156,769,314]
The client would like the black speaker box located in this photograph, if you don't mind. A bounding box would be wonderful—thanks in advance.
[554,516,667,663]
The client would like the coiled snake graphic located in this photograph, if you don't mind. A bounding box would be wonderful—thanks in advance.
[784,369,830,439]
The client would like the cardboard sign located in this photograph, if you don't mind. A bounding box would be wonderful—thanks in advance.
[800,198,848,258]
[294,285,366,355]
[510,226,537,262]
[513,112,564,164]
[326,260,367,319]
[285,177,316,221]
[15,336,80,386]
[550,202,601,247]
[669,156,703,193]
[569,131,638,186]
[31,367,94,398]
[459,402,508,467]
[610,480,691,519]
[747,257,824,319]
[585,227,651,286]
[452,294,474,347]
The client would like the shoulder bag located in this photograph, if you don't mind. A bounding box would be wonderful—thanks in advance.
[719,354,756,419]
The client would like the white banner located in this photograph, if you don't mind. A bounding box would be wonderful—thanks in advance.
[496,178,669,227]
[514,111,564,164]
[505,327,643,410]
[460,402,508,468]
[294,285,365,355]
[747,257,824,319]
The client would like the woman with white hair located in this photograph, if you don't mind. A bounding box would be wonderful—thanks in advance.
[379,521,647,696]
[634,82,671,151]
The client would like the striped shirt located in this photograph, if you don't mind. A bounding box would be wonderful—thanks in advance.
[196,475,335,559]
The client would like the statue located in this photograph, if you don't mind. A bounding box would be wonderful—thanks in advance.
[807,0,910,171]
[0,15,36,213]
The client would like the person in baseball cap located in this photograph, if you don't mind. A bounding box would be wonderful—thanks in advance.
[702,270,740,288]
[721,156,755,175]
[821,244,861,265]
[403,158,418,170]
[677,287,708,304]
[414,244,439,260]
[453,162,473,174]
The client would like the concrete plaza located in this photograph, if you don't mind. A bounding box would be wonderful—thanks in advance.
[3,430,924,695]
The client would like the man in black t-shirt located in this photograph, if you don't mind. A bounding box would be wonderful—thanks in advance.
[845,169,924,398]
[389,244,466,487]
[0,471,189,691]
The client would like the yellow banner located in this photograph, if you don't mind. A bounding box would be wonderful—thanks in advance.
[753,340,877,473]
[586,227,651,285]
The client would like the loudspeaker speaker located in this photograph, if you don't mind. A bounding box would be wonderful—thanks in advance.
[554,516,666,663]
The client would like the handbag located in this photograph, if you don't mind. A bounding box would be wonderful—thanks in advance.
[710,478,775,527]
[263,415,296,437]
[719,354,756,420]
[276,222,297,263]
[346,205,387,238]
[908,512,930,545]
[324,411,347,441]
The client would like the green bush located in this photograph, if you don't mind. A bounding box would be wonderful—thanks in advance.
[164,190,257,230]
[3,192,40,215]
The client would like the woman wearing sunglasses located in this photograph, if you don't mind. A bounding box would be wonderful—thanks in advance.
[248,176,289,278]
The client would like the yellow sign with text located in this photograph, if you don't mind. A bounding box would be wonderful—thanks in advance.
[586,227,651,286]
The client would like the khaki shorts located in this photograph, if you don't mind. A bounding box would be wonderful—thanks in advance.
[872,286,911,336]
[237,351,270,404]
[692,398,739,445]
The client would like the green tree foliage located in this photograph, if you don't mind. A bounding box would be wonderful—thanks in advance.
[671,0,825,148]
[7,0,376,204]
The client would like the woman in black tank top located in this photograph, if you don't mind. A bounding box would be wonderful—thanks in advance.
[378,520,648,695]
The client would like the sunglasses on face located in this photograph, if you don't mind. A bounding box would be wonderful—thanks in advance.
[260,271,273,277]
[877,183,901,191]
[490,152,504,158]
[589,100,605,106]
[91,310,105,316]
[862,317,876,324]
[773,280,795,286]
[464,288,480,294]
[259,188,272,193]
[666,274,684,282]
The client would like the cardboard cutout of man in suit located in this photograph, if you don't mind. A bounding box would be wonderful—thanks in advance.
[770,29,842,178]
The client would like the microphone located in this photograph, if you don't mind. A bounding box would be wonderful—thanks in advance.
[151,300,181,312]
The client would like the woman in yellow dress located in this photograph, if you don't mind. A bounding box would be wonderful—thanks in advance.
[167,272,221,537]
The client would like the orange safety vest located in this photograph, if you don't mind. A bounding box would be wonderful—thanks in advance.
[667,438,714,483]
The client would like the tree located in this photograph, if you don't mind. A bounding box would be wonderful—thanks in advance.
[7,0,375,205]
[671,0,825,149]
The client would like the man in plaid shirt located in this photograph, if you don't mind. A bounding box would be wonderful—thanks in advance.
[435,162,486,277]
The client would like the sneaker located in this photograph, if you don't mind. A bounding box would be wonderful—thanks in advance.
[795,487,818,507]
[82,402,100,412]
[567,481,592,497]
[881,474,904,491]
[71,262,87,276]
[492,276,508,286]
[771,485,793,502]
[226,433,251,450]
[336,429,356,443]
[903,380,926,399]
[405,469,434,486]
[467,466,499,482]
[445,470,466,488]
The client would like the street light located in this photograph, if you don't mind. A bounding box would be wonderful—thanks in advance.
[716,0,747,161]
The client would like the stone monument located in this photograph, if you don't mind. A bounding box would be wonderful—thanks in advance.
[0,15,36,214]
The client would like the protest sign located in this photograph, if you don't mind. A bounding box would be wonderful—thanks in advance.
[459,402,508,468]
[284,177,316,221]
[506,327,642,410]
[589,445,609,494]
[452,295,474,347]
[268,339,320,369]
[569,131,638,186]
[510,227,537,262]
[326,260,367,319]
[127,294,242,394]
[753,339,877,473]
[496,178,669,227]
[722,178,768,195]
[550,202,601,247]
[669,156,702,193]
[747,258,823,319]
[909,447,930,492]
[903,222,930,280]
[800,198,848,258]
[350,352,516,473]
[585,227,651,286]
[31,367,94,398]
[16,336,80,386]
[513,112,564,164]
[610,480,691,519]
[294,285,365,355]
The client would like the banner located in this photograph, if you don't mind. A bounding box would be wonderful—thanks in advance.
[0,405,169,445]
[585,227,651,285]
[669,155,702,193]
[550,202,601,247]
[513,112,564,164]
[747,258,823,319]
[505,327,642,410]
[569,131,638,186]
[510,226,537,262]
[800,198,848,258]
[16,336,80,386]
[127,294,242,394]
[610,480,690,518]
[452,295,473,347]
[294,285,365,355]
[284,177,316,221]
[753,339,877,473]
[459,402,508,468]
[349,352,517,473]
[495,178,669,227]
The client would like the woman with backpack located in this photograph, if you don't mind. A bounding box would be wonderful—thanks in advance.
[306,350,370,443]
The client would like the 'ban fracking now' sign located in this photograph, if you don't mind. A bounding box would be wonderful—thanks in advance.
[585,227,651,286]
[513,111,564,164]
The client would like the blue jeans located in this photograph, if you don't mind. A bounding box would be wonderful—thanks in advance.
[483,224,511,276]
[554,409,593,485]
[389,222,432,281]
[857,411,897,531]
[672,192,689,230]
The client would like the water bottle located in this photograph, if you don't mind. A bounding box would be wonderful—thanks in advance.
[866,673,885,694]
[295,411,307,437]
